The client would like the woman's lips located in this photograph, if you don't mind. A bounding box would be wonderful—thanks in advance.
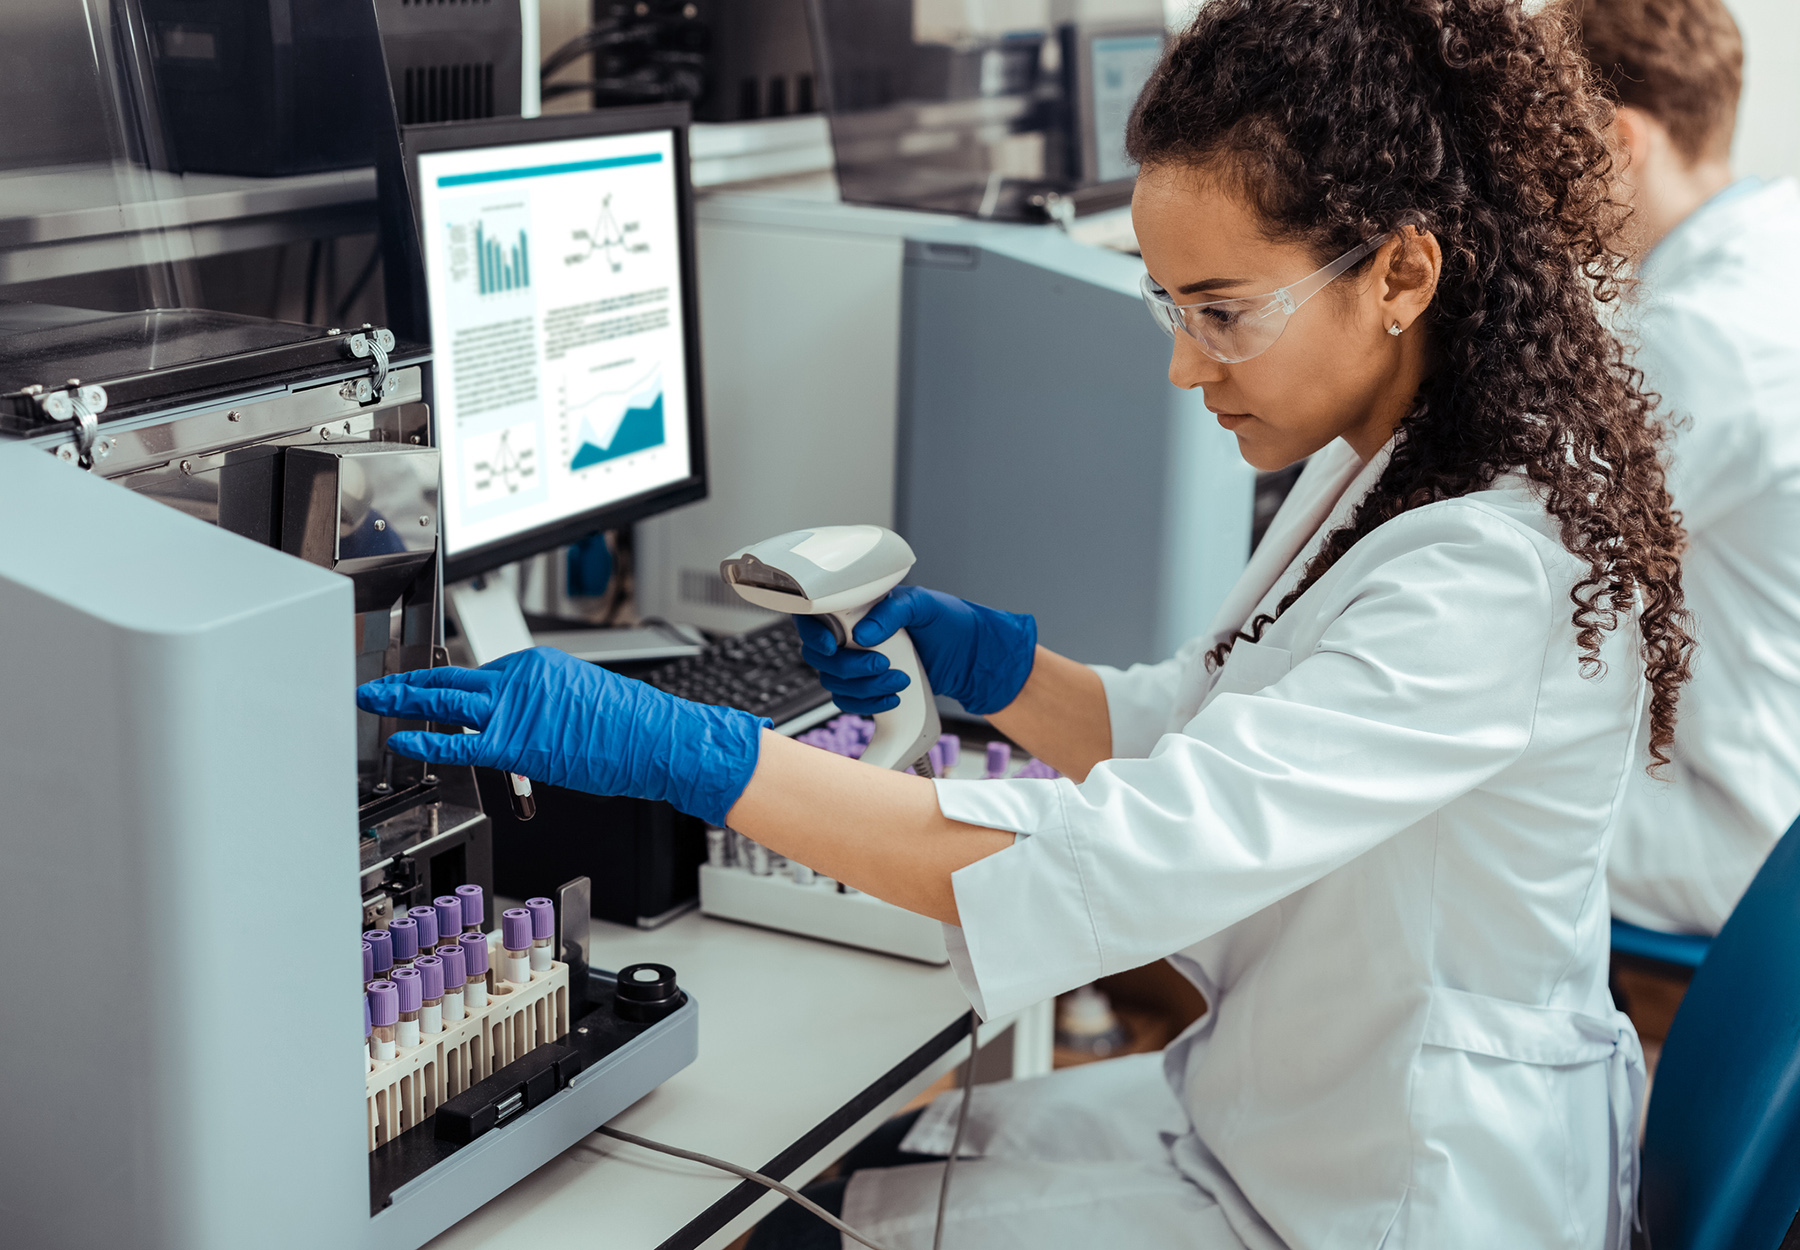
[1213,411,1254,429]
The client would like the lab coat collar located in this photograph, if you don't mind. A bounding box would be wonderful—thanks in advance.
[1203,436,1394,643]
[1640,176,1799,291]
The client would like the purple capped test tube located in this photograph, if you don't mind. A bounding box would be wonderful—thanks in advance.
[984,740,1011,779]
[408,905,440,952]
[500,908,532,986]
[455,884,484,936]
[525,897,556,972]
[364,929,393,978]
[434,895,462,943]
[458,932,491,1007]
[391,967,423,1048]
[937,734,961,772]
[387,916,419,968]
[367,980,398,1063]
[362,940,374,985]
[415,955,445,1034]
[364,993,373,1071]
[435,943,467,1023]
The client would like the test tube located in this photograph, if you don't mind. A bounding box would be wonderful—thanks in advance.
[391,967,423,1048]
[458,932,491,1007]
[415,954,445,1034]
[747,839,772,876]
[364,993,373,1072]
[456,884,484,936]
[985,740,1012,779]
[937,734,961,772]
[501,908,532,986]
[368,980,398,1063]
[435,943,467,1023]
[364,929,393,979]
[434,895,462,945]
[790,861,817,887]
[407,904,440,953]
[705,827,728,868]
[388,916,419,969]
[507,772,537,821]
[362,940,374,985]
[525,897,555,972]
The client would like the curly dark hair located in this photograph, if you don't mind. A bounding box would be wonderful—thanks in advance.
[1125,0,1693,768]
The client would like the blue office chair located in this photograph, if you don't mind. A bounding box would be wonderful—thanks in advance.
[1612,917,1712,972]
[1638,815,1800,1249]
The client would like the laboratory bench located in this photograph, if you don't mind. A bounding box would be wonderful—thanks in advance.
[426,908,1052,1250]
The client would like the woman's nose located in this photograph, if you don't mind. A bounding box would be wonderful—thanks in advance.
[1168,333,1228,391]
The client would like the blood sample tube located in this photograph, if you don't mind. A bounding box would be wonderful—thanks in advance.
[501,908,532,986]
[388,916,419,969]
[507,772,537,821]
[391,967,422,1048]
[985,740,1012,779]
[407,904,440,953]
[938,734,962,772]
[364,929,393,978]
[525,897,555,972]
[455,884,484,936]
[458,932,491,1007]
[435,943,467,1023]
[415,955,444,1034]
[362,940,374,985]
[368,980,398,1063]
[790,860,817,887]
[434,895,462,944]
[364,993,373,1072]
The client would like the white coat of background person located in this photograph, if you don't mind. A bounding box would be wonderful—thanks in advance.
[360,7,1697,1249]
[1577,0,1800,935]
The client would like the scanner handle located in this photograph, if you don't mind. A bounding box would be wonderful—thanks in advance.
[825,608,942,774]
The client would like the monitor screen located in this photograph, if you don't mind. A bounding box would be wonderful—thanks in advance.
[1086,32,1165,185]
[413,115,703,575]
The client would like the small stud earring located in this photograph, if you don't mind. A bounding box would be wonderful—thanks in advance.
[1387,322,1403,337]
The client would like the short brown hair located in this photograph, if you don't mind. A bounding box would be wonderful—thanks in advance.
[1574,0,1743,162]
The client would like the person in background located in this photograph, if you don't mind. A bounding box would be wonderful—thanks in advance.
[1578,0,1800,936]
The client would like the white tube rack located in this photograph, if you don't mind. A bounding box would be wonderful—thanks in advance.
[366,951,570,1152]
[699,864,949,964]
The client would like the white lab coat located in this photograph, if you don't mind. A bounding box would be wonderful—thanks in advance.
[1607,177,1800,934]
[843,438,1644,1250]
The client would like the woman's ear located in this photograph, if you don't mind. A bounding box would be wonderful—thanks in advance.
[1378,226,1442,335]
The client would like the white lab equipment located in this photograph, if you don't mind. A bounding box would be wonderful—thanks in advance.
[1606,176,1800,935]
[845,437,1646,1249]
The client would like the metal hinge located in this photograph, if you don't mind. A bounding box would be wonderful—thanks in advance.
[29,381,113,469]
[341,325,396,403]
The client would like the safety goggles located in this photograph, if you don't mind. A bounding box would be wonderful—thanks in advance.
[1139,234,1391,363]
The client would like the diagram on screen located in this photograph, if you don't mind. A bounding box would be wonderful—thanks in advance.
[564,194,651,273]
[466,425,540,498]
[559,366,665,471]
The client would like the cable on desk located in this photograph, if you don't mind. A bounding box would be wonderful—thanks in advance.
[599,1007,985,1250]
[597,1125,894,1250]
[933,1008,981,1250]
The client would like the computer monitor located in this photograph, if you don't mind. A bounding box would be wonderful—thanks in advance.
[1066,24,1167,187]
[405,105,707,582]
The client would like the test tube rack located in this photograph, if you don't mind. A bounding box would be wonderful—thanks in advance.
[367,947,570,1151]
[698,862,950,963]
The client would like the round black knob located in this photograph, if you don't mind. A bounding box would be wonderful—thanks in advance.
[614,962,683,1023]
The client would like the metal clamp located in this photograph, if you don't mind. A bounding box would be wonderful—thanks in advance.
[37,382,110,468]
[346,326,396,402]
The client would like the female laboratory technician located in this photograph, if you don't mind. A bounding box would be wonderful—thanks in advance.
[360,1,1695,1246]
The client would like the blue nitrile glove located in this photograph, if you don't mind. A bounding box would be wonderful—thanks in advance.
[356,647,769,827]
[794,586,1037,716]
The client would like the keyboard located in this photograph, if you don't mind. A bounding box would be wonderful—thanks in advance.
[642,618,833,728]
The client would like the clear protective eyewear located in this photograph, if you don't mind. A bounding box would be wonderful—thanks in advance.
[1140,234,1392,363]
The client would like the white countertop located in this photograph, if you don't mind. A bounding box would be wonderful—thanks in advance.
[425,908,983,1250]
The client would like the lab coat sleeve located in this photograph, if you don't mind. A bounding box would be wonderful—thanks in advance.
[933,504,1557,1019]
[1637,300,1766,534]
[1090,636,1215,759]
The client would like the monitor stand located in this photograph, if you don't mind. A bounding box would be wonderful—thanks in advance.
[448,572,705,668]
